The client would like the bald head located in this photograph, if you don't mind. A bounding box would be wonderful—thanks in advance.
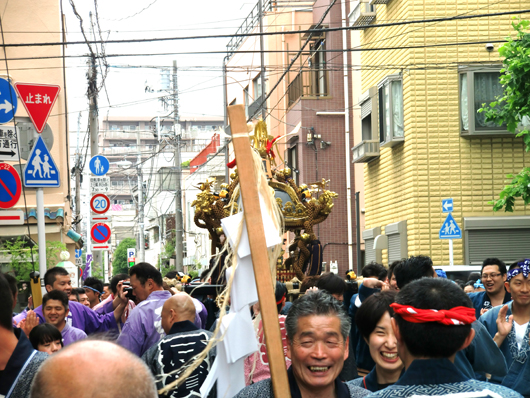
[161,293,196,334]
[30,340,157,398]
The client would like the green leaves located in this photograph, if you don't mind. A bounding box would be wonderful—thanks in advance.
[482,18,530,211]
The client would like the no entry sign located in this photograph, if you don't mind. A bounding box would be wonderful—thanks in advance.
[90,193,110,214]
[91,223,111,244]
[0,163,22,209]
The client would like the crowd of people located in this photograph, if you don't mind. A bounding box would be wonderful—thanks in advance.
[1,256,529,398]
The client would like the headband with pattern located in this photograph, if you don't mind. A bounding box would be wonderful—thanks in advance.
[507,259,530,281]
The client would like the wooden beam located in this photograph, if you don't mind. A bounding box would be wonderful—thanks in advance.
[227,105,291,398]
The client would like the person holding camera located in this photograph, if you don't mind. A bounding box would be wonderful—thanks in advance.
[117,263,172,356]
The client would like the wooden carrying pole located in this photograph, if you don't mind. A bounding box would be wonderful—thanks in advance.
[227,105,291,398]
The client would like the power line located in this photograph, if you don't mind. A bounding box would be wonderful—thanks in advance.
[2,8,529,48]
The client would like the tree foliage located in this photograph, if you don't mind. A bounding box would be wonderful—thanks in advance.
[1,239,68,282]
[112,238,136,276]
[479,19,530,212]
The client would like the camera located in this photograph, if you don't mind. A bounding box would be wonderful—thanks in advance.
[122,281,135,300]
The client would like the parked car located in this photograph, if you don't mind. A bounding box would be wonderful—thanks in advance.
[434,265,482,282]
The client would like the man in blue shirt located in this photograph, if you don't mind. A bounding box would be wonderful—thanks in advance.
[364,278,521,398]
[469,258,511,319]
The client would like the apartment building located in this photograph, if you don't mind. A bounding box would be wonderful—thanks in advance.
[351,0,530,265]
[226,0,357,275]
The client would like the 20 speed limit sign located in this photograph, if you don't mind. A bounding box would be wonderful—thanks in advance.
[90,193,110,214]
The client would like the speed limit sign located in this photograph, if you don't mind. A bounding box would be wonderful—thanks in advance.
[90,193,110,214]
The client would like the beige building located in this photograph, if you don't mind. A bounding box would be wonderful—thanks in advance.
[0,0,80,266]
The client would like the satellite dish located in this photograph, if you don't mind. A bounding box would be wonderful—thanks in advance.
[16,117,54,160]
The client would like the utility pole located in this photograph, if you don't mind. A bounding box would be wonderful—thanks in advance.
[258,0,266,119]
[137,130,145,262]
[173,60,184,272]
[87,12,99,272]
[74,112,82,232]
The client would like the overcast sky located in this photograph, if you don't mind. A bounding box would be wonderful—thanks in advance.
[64,0,254,131]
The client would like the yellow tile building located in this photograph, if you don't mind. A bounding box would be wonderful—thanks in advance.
[351,0,530,266]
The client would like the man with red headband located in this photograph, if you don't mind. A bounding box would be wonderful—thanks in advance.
[479,259,530,397]
[364,278,521,397]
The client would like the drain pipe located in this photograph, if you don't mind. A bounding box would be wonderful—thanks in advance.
[341,0,354,270]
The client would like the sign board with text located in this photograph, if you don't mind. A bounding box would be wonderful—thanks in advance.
[14,83,60,133]
[90,176,110,193]
[0,125,20,161]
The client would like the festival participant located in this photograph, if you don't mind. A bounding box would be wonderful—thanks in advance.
[245,282,291,385]
[69,287,90,307]
[93,273,136,325]
[13,267,126,335]
[42,291,87,346]
[235,291,369,398]
[29,324,63,354]
[117,263,172,356]
[393,255,437,289]
[83,277,103,308]
[349,291,402,392]
[143,293,215,397]
[479,259,530,396]
[101,283,111,300]
[0,273,48,398]
[469,258,511,318]
[365,278,521,398]
[29,340,158,398]
[386,261,400,291]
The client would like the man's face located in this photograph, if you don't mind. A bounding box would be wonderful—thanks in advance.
[49,275,72,295]
[286,315,348,393]
[464,285,474,293]
[68,294,78,302]
[43,299,69,328]
[84,288,100,307]
[79,293,90,307]
[130,274,150,302]
[482,265,506,295]
[506,273,530,307]
[102,286,111,300]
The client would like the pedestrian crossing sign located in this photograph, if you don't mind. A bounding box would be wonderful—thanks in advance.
[23,136,60,187]
[439,213,462,239]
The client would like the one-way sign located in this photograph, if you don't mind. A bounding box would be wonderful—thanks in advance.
[439,213,462,239]
[442,198,453,213]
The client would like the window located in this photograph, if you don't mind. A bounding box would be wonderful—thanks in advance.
[464,216,530,265]
[310,39,327,96]
[459,66,508,136]
[362,227,382,265]
[253,75,262,99]
[378,75,404,147]
[352,87,380,163]
[110,125,118,131]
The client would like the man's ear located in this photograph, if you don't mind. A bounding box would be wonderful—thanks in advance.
[343,336,349,361]
[45,285,52,293]
[459,328,475,351]
[505,281,511,293]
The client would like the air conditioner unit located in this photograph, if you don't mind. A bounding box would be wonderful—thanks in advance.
[349,0,376,28]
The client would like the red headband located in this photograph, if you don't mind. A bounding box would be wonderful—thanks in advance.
[390,303,476,326]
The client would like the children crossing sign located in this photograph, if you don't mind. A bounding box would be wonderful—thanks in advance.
[439,213,462,239]
[23,136,60,187]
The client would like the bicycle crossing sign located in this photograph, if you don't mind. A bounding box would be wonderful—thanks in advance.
[23,136,60,187]
[439,213,462,239]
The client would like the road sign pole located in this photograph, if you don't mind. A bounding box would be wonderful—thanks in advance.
[104,251,109,283]
[36,188,47,295]
[449,239,454,266]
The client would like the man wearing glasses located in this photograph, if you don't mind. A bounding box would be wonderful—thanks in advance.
[469,258,511,319]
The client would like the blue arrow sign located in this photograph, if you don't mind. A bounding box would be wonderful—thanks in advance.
[442,198,453,213]
[75,249,82,259]
[439,213,462,239]
[89,155,109,176]
[23,136,60,187]
[0,78,18,124]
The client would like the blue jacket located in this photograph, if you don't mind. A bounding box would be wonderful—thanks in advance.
[479,301,530,397]
[469,290,511,319]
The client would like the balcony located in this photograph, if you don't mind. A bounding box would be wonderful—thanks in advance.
[349,0,376,28]
[288,69,328,108]
[102,130,155,141]
[370,0,389,4]
[352,140,380,163]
